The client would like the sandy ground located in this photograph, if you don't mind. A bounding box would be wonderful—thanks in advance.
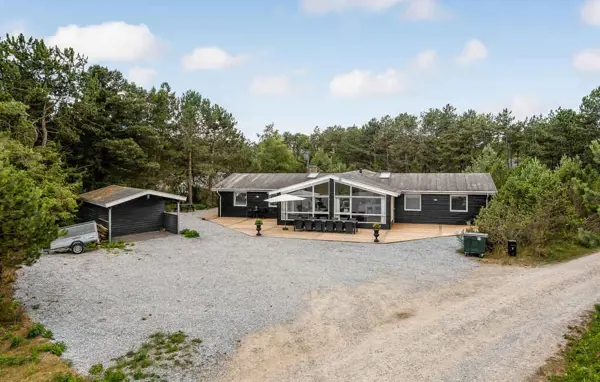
[218,253,600,382]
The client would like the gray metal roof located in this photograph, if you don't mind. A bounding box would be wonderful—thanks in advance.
[212,173,331,190]
[213,171,497,194]
[80,185,186,208]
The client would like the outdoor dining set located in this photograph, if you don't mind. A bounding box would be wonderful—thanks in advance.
[292,217,358,234]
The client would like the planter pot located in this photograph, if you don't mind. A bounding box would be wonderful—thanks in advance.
[373,229,380,243]
[256,224,262,236]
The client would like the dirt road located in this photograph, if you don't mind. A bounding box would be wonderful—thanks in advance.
[218,253,600,382]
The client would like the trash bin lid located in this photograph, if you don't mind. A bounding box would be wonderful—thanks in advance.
[463,232,488,238]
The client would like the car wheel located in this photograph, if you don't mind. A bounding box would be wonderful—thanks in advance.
[71,241,84,254]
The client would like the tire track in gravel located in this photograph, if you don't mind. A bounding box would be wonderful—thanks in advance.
[217,253,600,382]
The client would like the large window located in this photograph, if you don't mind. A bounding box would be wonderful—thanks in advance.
[334,183,385,224]
[282,182,329,220]
[450,195,468,212]
[234,192,247,207]
[404,195,421,211]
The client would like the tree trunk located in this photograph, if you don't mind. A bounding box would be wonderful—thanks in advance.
[187,150,193,205]
[41,116,48,147]
[41,102,48,147]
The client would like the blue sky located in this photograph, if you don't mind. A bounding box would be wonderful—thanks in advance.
[1,0,600,139]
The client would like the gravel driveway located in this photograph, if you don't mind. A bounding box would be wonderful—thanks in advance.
[15,212,475,379]
[14,212,600,381]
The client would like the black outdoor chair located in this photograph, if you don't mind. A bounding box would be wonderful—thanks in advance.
[335,220,344,233]
[325,220,335,232]
[314,220,324,232]
[344,220,355,234]
[293,218,304,231]
[246,208,254,218]
[303,219,313,231]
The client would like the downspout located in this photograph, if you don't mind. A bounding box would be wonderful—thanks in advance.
[177,201,180,233]
[216,191,222,217]
[108,207,112,242]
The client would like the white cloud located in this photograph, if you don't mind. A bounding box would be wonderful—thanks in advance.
[47,22,162,62]
[1,20,26,36]
[573,49,600,72]
[456,39,488,65]
[509,94,543,119]
[301,0,402,14]
[181,47,245,71]
[402,0,446,20]
[330,68,407,98]
[581,0,600,26]
[127,66,158,88]
[412,49,437,70]
[250,76,292,96]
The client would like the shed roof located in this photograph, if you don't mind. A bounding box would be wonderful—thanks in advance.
[80,185,187,208]
[213,171,497,194]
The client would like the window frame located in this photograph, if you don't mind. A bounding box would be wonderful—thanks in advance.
[233,191,248,207]
[404,194,422,212]
[449,195,468,212]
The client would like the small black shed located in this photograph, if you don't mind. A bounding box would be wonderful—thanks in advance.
[79,185,187,241]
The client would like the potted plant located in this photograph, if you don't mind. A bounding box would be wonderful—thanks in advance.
[255,218,263,236]
[372,223,381,243]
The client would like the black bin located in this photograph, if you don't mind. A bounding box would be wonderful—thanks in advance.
[508,240,517,257]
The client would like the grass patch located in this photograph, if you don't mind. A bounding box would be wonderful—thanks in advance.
[0,267,80,382]
[540,304,600,381]
[478,243,600,266]
[93,330,203,381]
[181,229,199,239]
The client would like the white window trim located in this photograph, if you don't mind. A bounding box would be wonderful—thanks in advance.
[450,195,468,212]
[404,194,422,211]
[233,191,248,207]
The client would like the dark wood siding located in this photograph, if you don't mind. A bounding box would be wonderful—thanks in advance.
[111,196,165,237]
[395,194,488,225]
[163,212,179,234]
[219,191,277,218]
[80,203,108,222]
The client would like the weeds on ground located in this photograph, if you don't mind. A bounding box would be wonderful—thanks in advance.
[88,330,203,381]
[480,243,600,266]
[181,229,200,239]
[27,322,53,339]
[547,304,600,381]
[0,267,79,381]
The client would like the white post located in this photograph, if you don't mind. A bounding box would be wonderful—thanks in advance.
[177,201,180,233]
[108,207,112,242]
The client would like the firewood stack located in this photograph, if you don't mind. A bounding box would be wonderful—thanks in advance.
[96,222,108,241]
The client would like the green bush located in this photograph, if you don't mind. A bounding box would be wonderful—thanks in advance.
[27,322,53,339]
[255,218,263,225]
[35,341,67,356]
[576,228,600,248]
[181,229,200,238]
[372,224,381,230]
[477,158,580,256]
[88,363,104,375]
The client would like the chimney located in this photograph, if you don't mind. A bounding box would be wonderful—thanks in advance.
[308,165,319,173]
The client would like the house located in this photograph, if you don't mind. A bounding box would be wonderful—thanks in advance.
[212,170,497,229]
[79,185,187,240]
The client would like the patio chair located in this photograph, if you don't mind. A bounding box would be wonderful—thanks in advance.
[293,218,304,231]
[325,220,335,232]
[303,219,313,231]
[314,220,324,232]
[335,220,344,233]
[344,220,355,234]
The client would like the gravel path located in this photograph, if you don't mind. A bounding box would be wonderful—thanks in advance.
[220,252,600,382]
[14,212,475,380]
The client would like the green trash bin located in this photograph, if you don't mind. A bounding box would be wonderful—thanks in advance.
[463,233,488,258]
